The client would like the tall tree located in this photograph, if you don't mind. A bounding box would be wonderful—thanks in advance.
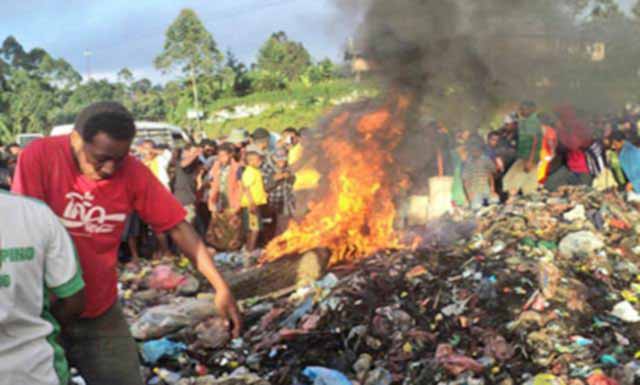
[117,67,134,85]
[633,0,640,20]
[154,8,222,133]
[256,31,312,82]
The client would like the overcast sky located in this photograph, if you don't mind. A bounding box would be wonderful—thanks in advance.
[0,0,634,83]
[0,0,355,83]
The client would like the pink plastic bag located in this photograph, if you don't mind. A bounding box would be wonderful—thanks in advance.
[148,265,186,290]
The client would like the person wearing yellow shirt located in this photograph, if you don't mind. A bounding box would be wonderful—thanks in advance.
[241,145,268,253]
[284,128,321,218]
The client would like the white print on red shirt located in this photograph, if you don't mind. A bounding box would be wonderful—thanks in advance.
[60,192,126,235]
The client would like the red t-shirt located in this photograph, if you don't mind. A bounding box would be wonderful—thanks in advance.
[12,135,186,318]
[566,149,590,175]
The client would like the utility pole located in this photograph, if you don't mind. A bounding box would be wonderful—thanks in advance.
[83,50,93,81]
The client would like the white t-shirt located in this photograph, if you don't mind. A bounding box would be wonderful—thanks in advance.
[0,191,84,385]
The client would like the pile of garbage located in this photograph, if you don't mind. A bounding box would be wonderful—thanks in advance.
[119,187,640,385]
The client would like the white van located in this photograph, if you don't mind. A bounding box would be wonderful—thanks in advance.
[16,133,45,148]
[50,121,192,147]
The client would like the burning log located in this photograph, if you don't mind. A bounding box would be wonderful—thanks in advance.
[224,248,330,300]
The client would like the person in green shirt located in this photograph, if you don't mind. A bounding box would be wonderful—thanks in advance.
[503,100,542,198]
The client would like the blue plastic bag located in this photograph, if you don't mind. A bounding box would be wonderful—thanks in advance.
[302,366,351,385]
[141,337,187,364]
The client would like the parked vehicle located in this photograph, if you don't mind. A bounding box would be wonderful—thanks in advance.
[16,133,45,148]
[50,121,192,147]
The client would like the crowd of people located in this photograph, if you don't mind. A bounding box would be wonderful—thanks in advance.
[431,100,640,210]
[118,125,310,264]
[1,121,314,265]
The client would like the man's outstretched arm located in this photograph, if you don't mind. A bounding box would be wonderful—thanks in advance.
[169,221,242,338]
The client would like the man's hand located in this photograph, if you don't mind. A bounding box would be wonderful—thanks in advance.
[215,287,242,338]
[626,182,634,192]
[169,222,243,339]
[249,203,258,214]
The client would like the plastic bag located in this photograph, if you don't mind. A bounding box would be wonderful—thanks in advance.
[141,338,186,364]
[131,297,217,340]
[302,366,352,385]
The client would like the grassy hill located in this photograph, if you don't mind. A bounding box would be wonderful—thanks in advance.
[204,79,377,138]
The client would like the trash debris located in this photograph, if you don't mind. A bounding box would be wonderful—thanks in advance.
[558,231,605,258]
[610,301,640,323]
[118,188,640,385]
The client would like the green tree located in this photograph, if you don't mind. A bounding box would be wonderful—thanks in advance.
[256,31,312,83]
[154,8,222,133]
[303,58,337,85]
[225,50,252,96]
[1,69,56,138]
[117,67,134,85]
[633,0,640,19]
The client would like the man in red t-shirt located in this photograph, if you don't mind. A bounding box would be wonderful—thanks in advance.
[12,102,241,385]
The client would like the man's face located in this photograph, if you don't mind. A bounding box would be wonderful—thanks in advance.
[79,132,132,180]
[254,138,269,151]
[612,140,625,152]
[276,159,287,169]
[283,132,298,147]
[8,146,20,156]
[488,135,499,148]
[203,145,216,158]
[519,106,533,118]
[247,153,262,168]
[218,150,232,165]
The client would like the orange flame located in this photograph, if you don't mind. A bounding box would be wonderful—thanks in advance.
[261,96,410,266]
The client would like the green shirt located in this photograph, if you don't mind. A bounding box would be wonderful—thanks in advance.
[517,113,542,162]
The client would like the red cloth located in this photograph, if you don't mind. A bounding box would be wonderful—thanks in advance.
[12,135,186,318]
[554,105,592,151]
[566,149,590,174]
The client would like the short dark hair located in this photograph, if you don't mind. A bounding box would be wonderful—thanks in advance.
[7,143,19,150]
[201,139,216,147]
[520,100,536,110]
[219,143,236,154]
[283,127,299,136]
[487,131,500,140]
[610,130,627,142]
[74,101,136,143]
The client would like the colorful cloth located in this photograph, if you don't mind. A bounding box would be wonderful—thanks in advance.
[210,160,242,212]
[585,140,606,177]
[517,113,542,162]
[462,154,495,198]
[265,165,296,216]
[566,150,590,174]
[205,210,244,251]
[619,141,640,192]
[289,144,321,191]
[241,166,268,207]
[451,152,467,206]
[537,125,557,183]
[503,159,540,195]
[607,150,627,186]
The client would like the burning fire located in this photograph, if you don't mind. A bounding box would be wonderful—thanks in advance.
[261,96,411,266]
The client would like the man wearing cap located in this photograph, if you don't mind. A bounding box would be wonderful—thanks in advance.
[12,101,242,385]
[502,101,542,198]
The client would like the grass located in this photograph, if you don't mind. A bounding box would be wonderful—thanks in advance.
[204,79,377,138]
